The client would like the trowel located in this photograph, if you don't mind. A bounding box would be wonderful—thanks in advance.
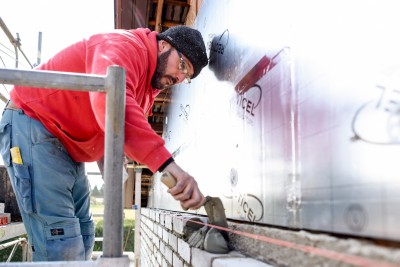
[161,172,230,253]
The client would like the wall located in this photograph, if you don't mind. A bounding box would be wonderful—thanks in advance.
[143,0,400,265]
[148,0,400,242]
[139,208,400,266]
[139,208,273,267]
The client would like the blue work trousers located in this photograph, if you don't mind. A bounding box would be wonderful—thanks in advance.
[0,109,94,261]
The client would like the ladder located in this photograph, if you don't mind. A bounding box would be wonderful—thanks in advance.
[0,66,130,266]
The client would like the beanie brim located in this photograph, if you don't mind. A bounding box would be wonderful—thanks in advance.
[157,26,208,79]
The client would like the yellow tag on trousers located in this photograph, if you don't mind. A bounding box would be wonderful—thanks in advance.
[10,147,23,165]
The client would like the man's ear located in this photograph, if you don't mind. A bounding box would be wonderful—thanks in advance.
[158,40,171,52]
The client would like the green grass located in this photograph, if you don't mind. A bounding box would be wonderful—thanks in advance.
[0,236,27,262]
[92,204,136,252]
[93,219,135,252]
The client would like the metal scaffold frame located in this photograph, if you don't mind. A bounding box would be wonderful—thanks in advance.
[0,66,130,266]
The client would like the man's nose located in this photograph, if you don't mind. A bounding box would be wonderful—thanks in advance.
[176,71,186,83]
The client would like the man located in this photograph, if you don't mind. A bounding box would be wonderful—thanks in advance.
[0,25,208,261]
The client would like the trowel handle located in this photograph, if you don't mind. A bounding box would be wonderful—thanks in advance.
[161,171,177,189]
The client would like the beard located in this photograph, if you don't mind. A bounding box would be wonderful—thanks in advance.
[151,48,177,90]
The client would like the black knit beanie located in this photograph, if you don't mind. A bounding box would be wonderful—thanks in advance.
[157,25,208,79]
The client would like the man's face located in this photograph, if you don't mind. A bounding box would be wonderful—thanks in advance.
[151,48,174,90]
[151,44,194,90]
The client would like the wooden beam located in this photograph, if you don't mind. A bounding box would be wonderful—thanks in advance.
[155,0,164,32]
[114,0,122,28]
[153,0,190,7]
[150,112,165,117]
[148,19,182,29]
[151,123,164,133]
[185,0,200,26]
[124,167,135,208]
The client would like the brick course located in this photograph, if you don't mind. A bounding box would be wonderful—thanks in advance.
[139,208,271,267]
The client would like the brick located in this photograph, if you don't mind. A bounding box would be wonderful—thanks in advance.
[168,232,178,251]
[164,245,173,264]
[191,249,244,267]
[160,212,165,226]
[191,248,216,267]
[157,250,163,265]
[160,240,165,254]
[213,257,274,267]
[172,215,185,235]
[158,225,164,237]
[151,254,157,267]
[162,257,169,267]
[155,210,161,223]
[173,215,208,236]
[141,216,147,226]
[140,256,149,267]
[173,253,184,267]
[163,229,169,243]
[177,238,191,263]
[164,213,173,230]
[150,209,156,221]
[147,220,154,231]
[141,208,149,217]
[153,235,160,248]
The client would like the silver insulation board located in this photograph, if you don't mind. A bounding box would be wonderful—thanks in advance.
[148,0,400,242]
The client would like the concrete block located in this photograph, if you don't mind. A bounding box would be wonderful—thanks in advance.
[173,253,184,267]
[178,238,191,263]
[213,257,274,267]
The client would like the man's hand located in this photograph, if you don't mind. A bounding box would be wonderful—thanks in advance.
[162,162,205,210]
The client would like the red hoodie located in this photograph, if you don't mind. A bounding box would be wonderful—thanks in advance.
[10,28,171,173]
